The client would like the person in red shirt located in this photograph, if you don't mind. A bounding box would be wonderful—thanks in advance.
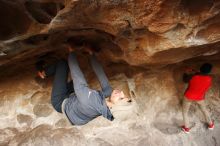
[181,63,214,133]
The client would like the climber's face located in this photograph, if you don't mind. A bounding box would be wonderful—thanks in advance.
[110,89,130,104]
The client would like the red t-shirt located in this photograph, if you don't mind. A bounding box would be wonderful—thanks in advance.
[184,75,212,101]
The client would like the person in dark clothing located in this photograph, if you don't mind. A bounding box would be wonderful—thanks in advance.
[36,44,130,125]
[181,63,214,133]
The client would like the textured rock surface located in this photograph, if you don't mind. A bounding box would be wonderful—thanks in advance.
[0,60,220,146]
[0,0,220,146]
[0,0,220,72]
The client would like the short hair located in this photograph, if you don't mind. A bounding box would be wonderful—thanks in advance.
[200,63,213,74]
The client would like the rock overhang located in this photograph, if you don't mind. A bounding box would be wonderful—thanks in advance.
[0,0,220,75]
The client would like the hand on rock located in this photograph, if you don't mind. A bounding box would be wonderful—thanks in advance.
[184,67,198,73]
[64,44,75,53]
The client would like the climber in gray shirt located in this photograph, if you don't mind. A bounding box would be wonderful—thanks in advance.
[35,43,129,125]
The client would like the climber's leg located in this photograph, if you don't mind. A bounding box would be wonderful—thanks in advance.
[182,98,192,128]
[197,100,212,125]
[51,60,69,113]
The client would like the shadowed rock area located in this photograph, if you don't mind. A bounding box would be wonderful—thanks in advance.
[0,0,220,146]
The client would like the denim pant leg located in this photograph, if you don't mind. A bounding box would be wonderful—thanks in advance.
[44,60,74,95]
[51,60,69,113]
[68,52,92,104]
[44,63,56,77]
[90,55,112,98]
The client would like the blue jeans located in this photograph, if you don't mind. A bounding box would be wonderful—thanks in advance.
[47,53,112,113]
[45,60,74,113]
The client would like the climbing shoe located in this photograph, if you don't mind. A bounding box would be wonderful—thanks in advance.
[208,121,214,130]
[181,126,190,134]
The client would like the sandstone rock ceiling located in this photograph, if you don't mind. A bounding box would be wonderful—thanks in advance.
[0,0,220,73]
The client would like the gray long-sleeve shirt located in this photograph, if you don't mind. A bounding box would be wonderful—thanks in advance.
[64,53,113,125]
